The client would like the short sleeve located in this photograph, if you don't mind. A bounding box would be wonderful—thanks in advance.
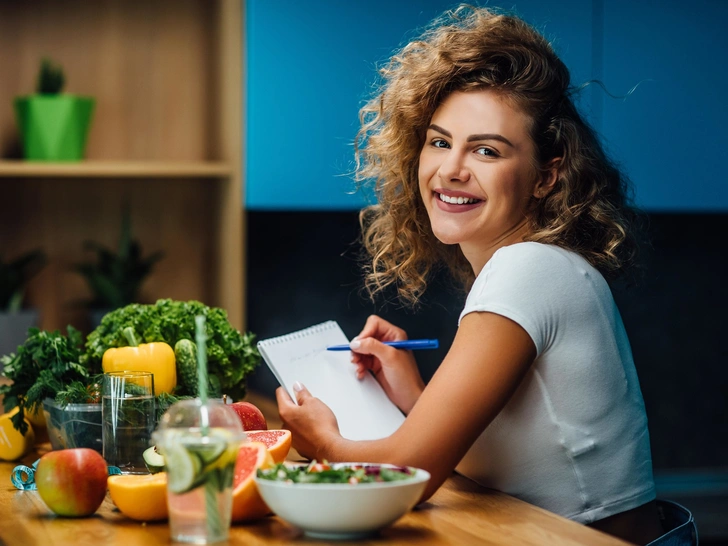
[459,243,574,356]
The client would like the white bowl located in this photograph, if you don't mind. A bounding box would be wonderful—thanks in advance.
[254,463,431,539]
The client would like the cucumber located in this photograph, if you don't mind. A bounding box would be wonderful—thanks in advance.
[143,446,166,474]
[174,338,223,398]
[174,339,198,394]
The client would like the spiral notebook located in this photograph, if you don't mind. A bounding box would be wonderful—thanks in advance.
[257,321,406,441]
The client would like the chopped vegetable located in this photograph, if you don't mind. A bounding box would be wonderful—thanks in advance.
[257,462,415,484]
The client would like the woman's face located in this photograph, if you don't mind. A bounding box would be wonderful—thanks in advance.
[418,89,543,268]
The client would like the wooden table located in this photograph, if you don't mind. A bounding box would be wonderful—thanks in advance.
[0,393,631,545]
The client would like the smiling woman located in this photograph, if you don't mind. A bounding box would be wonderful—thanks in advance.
[418,90,552,273]
[274,5,692,546]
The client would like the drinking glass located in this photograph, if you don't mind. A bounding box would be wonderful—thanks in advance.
[102,371,155,474]
[153,398,245,544]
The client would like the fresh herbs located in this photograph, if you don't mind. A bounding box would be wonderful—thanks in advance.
[0,327,96,434]
[155,391,194,423]
[55,375,103,406]
[85,299,260,399]
[257,462,415,484]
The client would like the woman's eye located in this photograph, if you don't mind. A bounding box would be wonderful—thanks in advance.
[475,147,498,157]
[432,139,450,149]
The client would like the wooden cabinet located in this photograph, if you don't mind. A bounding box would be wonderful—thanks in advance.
[0,0,245,331]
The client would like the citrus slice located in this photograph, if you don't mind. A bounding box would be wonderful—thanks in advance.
[163,441,202,494]
[108,472,169,521]
[244,430,292,463]
[193,438,227,465]
[231,441,274,522]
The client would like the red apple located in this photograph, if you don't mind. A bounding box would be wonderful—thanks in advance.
[230,401,267,431]
[35,448,108,517]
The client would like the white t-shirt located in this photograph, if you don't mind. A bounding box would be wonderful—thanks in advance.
[456,242,655,524]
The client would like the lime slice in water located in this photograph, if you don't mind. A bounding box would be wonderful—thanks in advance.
[164,442,202,494]
[193,439,227,465]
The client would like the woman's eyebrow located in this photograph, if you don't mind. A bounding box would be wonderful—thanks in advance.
[427,124,514,148]
[466,133,514,147]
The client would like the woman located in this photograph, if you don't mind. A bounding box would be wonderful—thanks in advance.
[276,6,666,544]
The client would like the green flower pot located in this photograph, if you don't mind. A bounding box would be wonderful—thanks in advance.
[14,95,95,161]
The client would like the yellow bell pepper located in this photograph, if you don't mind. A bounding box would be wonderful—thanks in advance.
[102,327,177,394]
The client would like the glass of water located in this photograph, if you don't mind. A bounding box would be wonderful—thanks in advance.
[153,398,245,544]
[102,371,155,474]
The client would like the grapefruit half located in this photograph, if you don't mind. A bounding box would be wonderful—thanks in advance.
[231,441,274,522]
[244,430,292,463]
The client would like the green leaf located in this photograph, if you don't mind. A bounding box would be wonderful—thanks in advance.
[0,326,92,434]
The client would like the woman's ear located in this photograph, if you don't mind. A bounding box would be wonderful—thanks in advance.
[533,157,561,198]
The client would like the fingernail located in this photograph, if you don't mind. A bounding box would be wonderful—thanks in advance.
[350,339,361,350]
[293,381,304,392]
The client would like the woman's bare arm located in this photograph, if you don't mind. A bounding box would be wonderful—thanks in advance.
[276,310,537,501]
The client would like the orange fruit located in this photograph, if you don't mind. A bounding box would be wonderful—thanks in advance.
[231,441,274,522]
[244,430,292,463]
[107,472,169,521]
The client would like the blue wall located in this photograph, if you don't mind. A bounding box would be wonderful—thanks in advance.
[246,0,728,211]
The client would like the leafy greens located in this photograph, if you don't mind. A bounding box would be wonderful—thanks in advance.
[0,326,95,434]
[257,462,415,484]
[84,299,260,400]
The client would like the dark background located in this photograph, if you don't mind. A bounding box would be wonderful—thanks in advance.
[246,210,727,471]
[246,210,728,540]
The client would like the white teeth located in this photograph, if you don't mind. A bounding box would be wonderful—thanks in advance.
[438,193,478,204]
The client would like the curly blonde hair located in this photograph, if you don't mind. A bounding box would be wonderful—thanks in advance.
[355,5,641,306]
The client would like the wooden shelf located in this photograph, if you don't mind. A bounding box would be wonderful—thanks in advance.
[0,0,245,332]
[0,160,232,178]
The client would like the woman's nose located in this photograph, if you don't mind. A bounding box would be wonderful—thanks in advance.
[437,151,470,183]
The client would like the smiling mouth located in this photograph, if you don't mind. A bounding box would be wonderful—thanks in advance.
[437,192,482,205]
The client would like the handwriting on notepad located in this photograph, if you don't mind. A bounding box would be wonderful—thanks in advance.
[290,348,323,363]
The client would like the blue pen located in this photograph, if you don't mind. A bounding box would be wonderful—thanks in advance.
[327,339,439,351]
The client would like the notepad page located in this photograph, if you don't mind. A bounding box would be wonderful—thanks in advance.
[257,321,405,441]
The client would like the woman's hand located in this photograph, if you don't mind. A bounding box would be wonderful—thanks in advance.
[276,383,341,461]
[350,315,425,414]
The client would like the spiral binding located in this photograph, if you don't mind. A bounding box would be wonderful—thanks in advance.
[257,320,338,347]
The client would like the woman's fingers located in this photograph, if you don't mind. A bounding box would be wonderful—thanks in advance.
[292,381,310,404]
[349,336,398,361]
[356,314,407,342]
[276,386,294,406]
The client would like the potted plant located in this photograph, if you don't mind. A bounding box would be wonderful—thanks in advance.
[14,57,95,161]
[0,327,103,453]
[73,207,164,326]
[0,249,47,365]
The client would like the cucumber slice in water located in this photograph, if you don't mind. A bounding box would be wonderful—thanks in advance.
[143,446,166,474]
